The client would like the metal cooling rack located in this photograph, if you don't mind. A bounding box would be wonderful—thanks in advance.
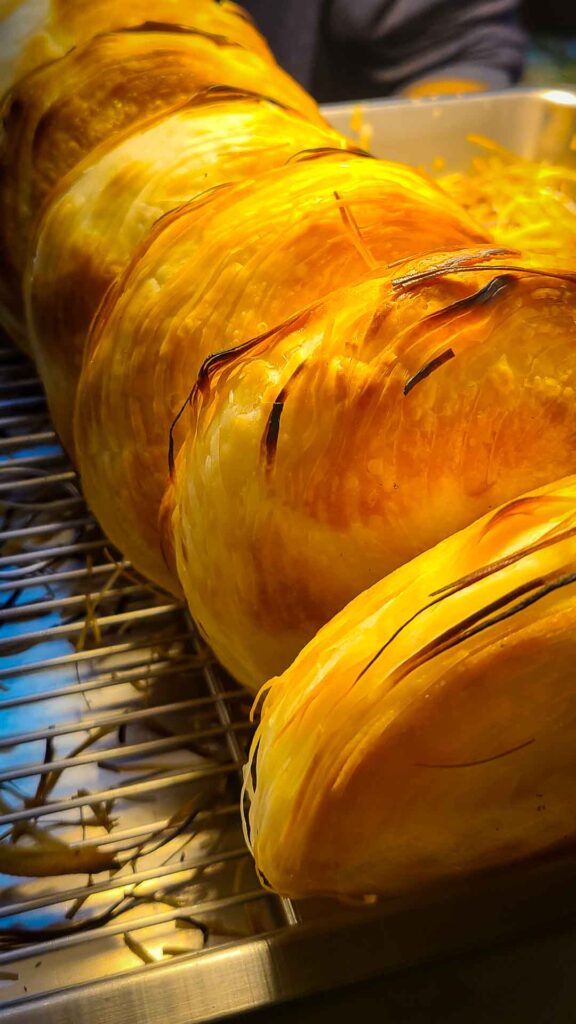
[0,336,298,1017]
[5,311,576,1023]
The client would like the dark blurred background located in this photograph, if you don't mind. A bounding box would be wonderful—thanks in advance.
[524,0,575,31]
[523,0,576,84]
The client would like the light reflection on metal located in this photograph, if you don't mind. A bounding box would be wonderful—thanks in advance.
[543,89,576,107]
[0,336,293,1009]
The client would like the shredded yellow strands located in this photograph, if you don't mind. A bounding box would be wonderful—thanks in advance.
[439,134,576,254]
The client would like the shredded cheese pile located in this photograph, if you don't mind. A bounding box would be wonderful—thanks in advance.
[439,134,576,254]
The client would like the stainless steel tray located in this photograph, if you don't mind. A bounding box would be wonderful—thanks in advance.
[326,85,576,169]
[2,87,576,1024]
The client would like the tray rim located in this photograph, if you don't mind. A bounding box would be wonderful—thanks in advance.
[322,83,576,116]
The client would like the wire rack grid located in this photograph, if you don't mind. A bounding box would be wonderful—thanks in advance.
[0,335,300,1012]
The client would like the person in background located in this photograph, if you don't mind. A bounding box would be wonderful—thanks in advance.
[241,0,525,102]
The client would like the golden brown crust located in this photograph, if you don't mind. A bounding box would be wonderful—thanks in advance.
[27,92,338,458]
[169,254,576,687]
[247,478,576,898]
[0,23,322,338]
[75,154,483,590]
[0,0,271,97]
